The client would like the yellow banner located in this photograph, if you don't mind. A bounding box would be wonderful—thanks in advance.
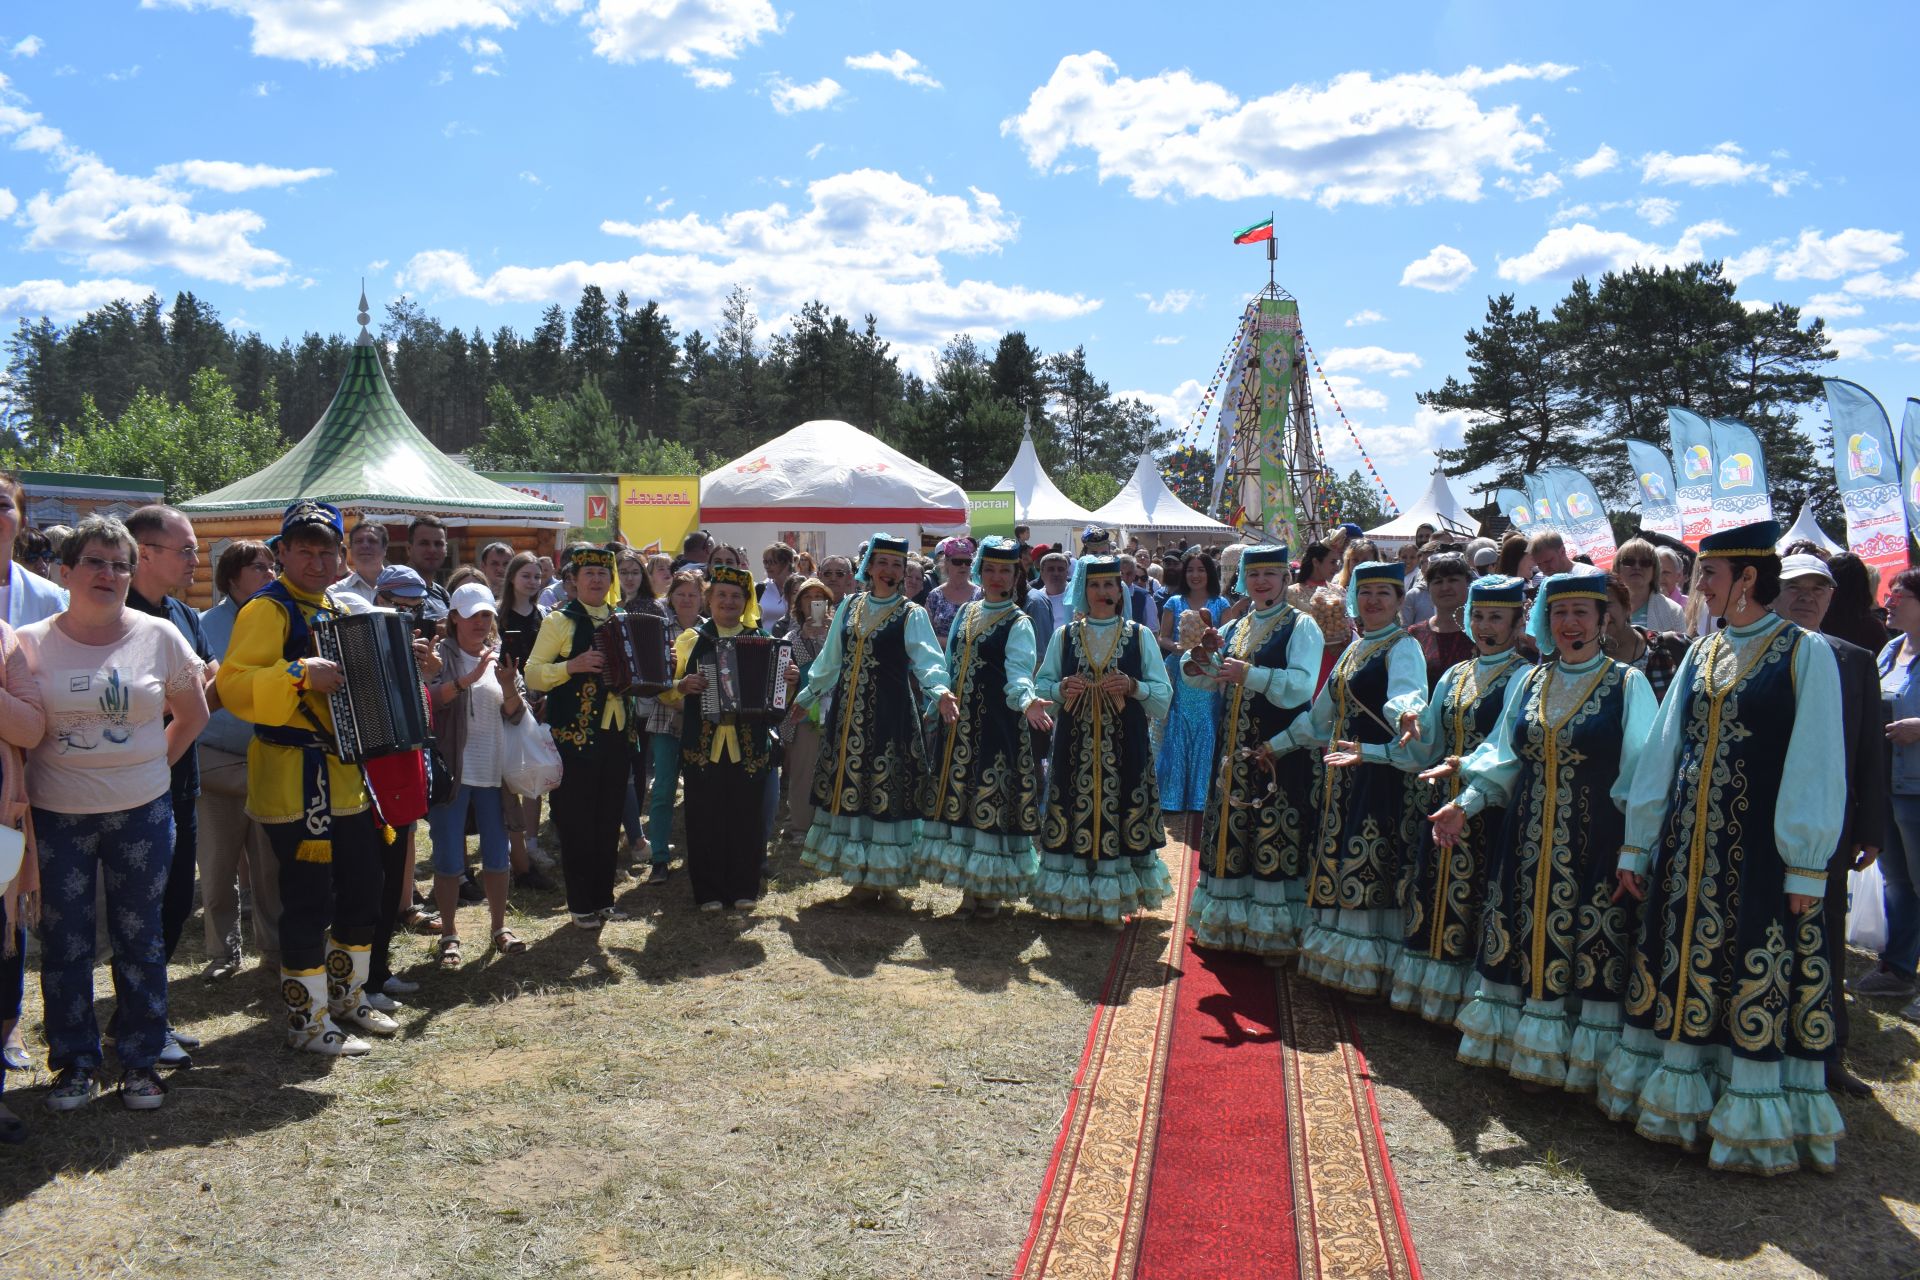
[617,475,700,555]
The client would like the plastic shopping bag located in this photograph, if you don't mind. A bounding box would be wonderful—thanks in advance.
[1849,861,1889,953]
[501,713,564,798]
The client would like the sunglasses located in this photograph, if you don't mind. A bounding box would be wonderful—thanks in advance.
[1617,557,1655,568]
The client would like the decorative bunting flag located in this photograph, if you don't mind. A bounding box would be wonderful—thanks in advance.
[1826,378,1910,602]
[1625,439,1682,540]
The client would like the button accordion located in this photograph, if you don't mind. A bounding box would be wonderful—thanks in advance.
[595,611,674,696]
[311,610,432,763]
[699,635,793,723]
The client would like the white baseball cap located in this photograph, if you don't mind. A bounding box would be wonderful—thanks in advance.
[449,581,498,618]
[1779,553,1835,585]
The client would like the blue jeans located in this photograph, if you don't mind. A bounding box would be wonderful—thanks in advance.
[646,732,679,864]
[429,785,510,876]
[36,794,175,1073]
[1880,792,1920,975]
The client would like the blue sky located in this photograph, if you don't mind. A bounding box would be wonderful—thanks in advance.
[2,1,1917,512]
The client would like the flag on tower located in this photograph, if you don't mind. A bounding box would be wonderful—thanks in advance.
[1233,218,1274,245]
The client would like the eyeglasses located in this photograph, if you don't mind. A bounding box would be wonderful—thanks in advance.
[25,553,52,566]
[78,555,134,577]
[1616,557,1655,569]
[952,557,973,567]
[139,540,199,562]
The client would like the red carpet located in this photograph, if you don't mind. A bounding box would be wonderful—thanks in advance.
[1015,839,1421,1280]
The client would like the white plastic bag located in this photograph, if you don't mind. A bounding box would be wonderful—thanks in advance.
[500,714,564,798]
[1849,861,1889,953]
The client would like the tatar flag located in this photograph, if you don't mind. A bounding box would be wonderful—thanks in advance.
[1233,218,1274,245]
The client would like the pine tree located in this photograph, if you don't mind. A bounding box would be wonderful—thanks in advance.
[570,285,616,385]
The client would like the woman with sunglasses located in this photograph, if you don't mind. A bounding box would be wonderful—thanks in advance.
[925,537,982,646]
[1613,537,1684,633]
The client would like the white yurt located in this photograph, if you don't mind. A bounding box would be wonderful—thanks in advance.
[1089,452,1234,545]
[1777,504,1844,556]
[1364,468,1477,550]
[988,427,1097,551]
[699,419,968,560]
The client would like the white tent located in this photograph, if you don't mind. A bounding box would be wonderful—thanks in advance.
[1089,452,1234,544]
[989,428,1097,550]
[1777,504,1844,555]
[700,419,968,559]
[1364,469,1477,549]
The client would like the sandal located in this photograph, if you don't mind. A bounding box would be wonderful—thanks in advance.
[492,928,527,956]
[403,906,443,936]
[437,937,462,969]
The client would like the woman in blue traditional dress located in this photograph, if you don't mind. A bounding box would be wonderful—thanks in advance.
[1380,575,1532,1024]
[1281,561,1428,996]
[1183,545,1323,960]
[916,537,1052,918]
[1032,556,1173,923]
[1430,574,1657,1092]
[794,533,956,904]
[1597,521,1848,1175]
[1156,549,1232,832]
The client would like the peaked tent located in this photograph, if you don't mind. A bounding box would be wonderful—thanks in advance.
[1089,452,1234,542]
[988,428,1096,550]
[1364,468,1475,548]
[700,419,968,559]
[1777,504,1844,555]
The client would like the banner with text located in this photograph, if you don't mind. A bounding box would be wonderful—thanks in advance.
[617,475,701,555]
[1904,397,1920,564]
[1666,407,1715,548]
[1522,473,1560,535]
[1494,486,1535,536]
[1826,380,1909,602]
[1543,465,1617,570]
[482,471,618,539]
[1708,417,1774,533]
[965,490,1017,540]
[1625,439,1682,540]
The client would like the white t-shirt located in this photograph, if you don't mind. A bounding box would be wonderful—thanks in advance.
[21,611,204,814]
[459,658,506,789]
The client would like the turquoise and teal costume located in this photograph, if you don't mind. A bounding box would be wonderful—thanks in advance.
[916,538,1045,901]
[1274,561,1428,996]
[1453,575,1658,1091]
[797,534,952,890]
[1597,522,1848,1174]
[1185,546,1325,957]
[1031,556,1174,922]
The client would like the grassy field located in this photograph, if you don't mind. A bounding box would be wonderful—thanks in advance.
[0,830,1916,1279]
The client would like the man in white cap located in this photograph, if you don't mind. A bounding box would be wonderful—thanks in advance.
[1775,551,1885,1097]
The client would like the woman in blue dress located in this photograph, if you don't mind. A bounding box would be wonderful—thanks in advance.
[1156,550,1232,833]
[1598,520,1848,1175]
[1032,556,1173,924]
[793,533,956,905]
[1430,574,1657,1092]
[916,537,1052,918]
[1183,545,1323,959]
[1280,561,1428,996]
[1378,575,1532,1024]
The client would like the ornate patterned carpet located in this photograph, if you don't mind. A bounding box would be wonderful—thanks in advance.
[1014,840,1421,1280]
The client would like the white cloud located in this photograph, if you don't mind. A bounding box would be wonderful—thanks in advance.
[1721,245,1774,283]
[1321,404,1471,469]
[1138,288,1197,314]
[1321,346,1422,377]
[0,276,155,322]
[1893,343,1920,362]
[844,49,939,89]
[1638,141,1800,193]
[156,159,332,191]
[1151,335,1183,345]
[1804,291,1864,318]
[1569,143,1616,178]
[1496,171,1561,201]
[1344,308,1384,327]
[1636,197,1677,226]
[142,0,519,70]
[1115,378,1205,433]
[579,0,779,78]
[1003,54,1576,206]
[400,169,1098,373]
[10,35,43,58]
[0,188,14,218]
[1323,374,1387,411]
[688,66,731,89]
[1825,326,1886,360]
[1399,244,1475,292]
[769,75,842,114]
[518,170,544,186]
[1772,227,1905,281]
[1833,269,1920,301]
[1496,220,1732,283]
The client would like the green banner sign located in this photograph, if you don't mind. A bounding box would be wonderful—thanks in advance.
[966,490,1017,540]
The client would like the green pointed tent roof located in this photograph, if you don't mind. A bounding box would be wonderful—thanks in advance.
[181,296,562,522]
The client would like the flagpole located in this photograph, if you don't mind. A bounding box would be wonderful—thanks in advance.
[1267,210,1276,293]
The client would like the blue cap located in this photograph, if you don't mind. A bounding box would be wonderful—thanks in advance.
[375,564,427,599]
[280,499,343,541]
[1698,519,1782,558]
[1526,573,1612,654]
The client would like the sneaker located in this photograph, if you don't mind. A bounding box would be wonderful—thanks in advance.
[645,864,675,887]
[699,901,723,913]
[1852,967,1917,998]
[168,1027,202,1050]
[570,911,605,930]
[365,991,402,1013]
[1903,993,1920,1022]
[599,906,631,923]
[204,952,243,981]
[45,1067,96,1112]
[731,899,757,911]
[120,1067,167,1111]
[156,1033,193,1069]
[382,975,420,996]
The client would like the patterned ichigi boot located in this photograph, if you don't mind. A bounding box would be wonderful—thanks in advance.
[282,968,371,1056]
[326,941,400,1038]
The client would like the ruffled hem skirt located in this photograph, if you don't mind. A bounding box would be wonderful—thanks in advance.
[1297,907,1401,997]
[1594,1026,1842,1175]
[801,812,922,889]
[1187,874,1306,957]
[914,822,1040,900]
[1029,851,1171,925]
[1454,979,1621,1092]
[1389,952,1475,1026]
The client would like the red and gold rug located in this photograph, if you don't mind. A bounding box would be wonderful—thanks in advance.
[1014,841,1421,1280]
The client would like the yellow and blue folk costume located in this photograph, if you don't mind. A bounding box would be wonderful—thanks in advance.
[1184,546,1325,957]
[915,538,1046,900]
[1597,522,1848,1175]
[1373,575,1533,1024]
[1452,574,1658,1092]
[796,534,953,890]
[1272,561,1427,996]
[1032,556,1174,923]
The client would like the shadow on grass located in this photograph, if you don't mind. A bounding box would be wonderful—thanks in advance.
[1349,988,1920,1278]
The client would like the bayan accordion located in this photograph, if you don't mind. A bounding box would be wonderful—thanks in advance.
[595,611,674,696]
[699,635,793,723]
[311,610,432,763]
